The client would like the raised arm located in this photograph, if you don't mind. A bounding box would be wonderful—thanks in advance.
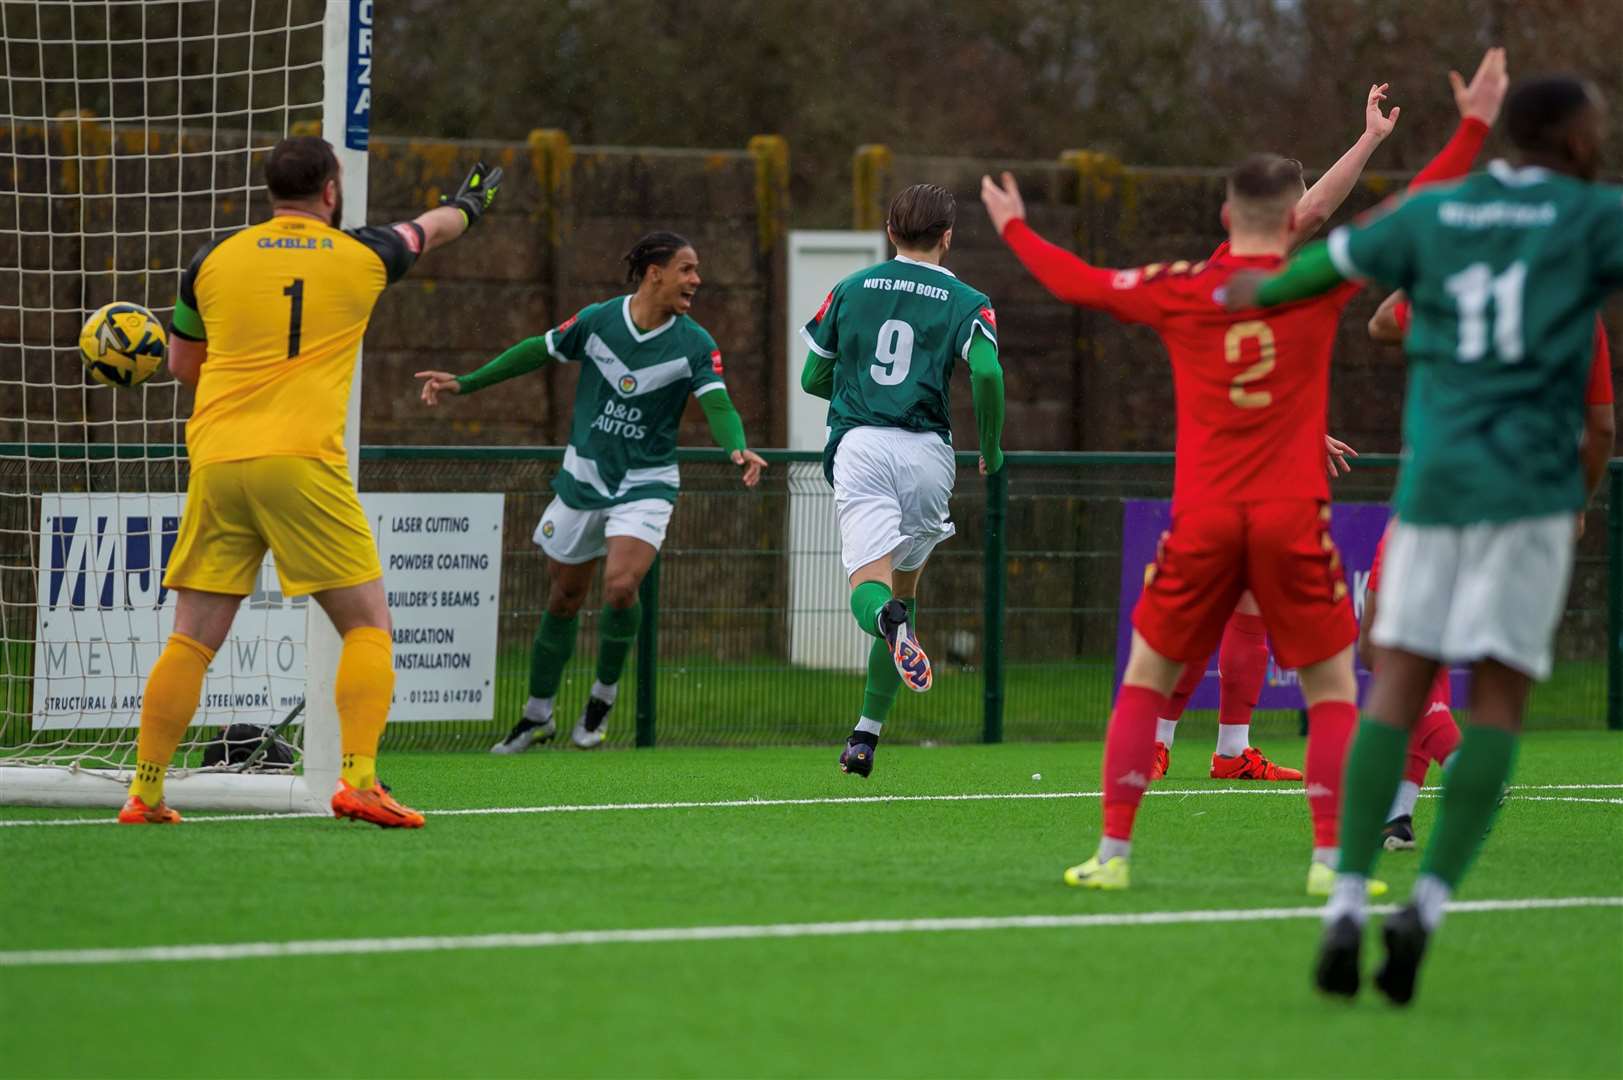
[413,161,505,254]
[981,172,1163,325]
[1410,48,1507,190]
[1288,82,1399,249]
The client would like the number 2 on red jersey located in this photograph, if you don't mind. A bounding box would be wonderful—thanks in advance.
[1224,319,1276,408]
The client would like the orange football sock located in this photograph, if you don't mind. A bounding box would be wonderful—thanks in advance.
[130,633,215,805]
[336,626,394,790]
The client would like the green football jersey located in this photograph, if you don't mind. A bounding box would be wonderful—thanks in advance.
[801,255,997,482]
[1329,161,1623,525]
[544,296,727,509]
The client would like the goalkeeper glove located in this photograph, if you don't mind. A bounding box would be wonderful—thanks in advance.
[444,161,503,228]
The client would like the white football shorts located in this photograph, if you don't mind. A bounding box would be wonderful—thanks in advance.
[1371,512,1575,681]
[533,495,674,564]
[832,425,957,579]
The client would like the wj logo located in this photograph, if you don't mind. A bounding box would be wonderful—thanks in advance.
[618,373,638,395]
[541,520,555,538]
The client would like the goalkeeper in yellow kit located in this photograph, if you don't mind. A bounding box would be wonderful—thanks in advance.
[119,135,500,827]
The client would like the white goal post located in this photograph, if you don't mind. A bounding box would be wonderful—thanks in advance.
[0,0,372,811]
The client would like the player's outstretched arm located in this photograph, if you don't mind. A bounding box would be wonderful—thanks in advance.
[800,349,835,400]
[1222,241,1347,310]
[1409,49,1506,190]
[411,161,505,254]
[983,172,1162,324]
[696,387,766,488]
[1289,82,1399,249]
[967,334,1005,475]
[416,334,551,405]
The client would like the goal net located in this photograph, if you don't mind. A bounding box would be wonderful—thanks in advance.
[0,0,366,810]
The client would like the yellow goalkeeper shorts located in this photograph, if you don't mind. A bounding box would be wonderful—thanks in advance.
[164,456,382,597]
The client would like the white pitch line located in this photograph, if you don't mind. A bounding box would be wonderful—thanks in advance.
[1,896,1617,970]
[3,782,1621,829]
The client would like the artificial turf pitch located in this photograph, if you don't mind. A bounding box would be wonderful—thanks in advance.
[3,731,1619,1079]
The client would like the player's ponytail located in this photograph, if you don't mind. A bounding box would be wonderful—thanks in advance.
[624,231,692,285]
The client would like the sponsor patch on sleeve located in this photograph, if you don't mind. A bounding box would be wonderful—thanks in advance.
[1111,269,1143,290]
[556,312,579,333]
[709,349,724,374]
[978,305,997,330]
[391,221,424,254]
[813,290,834,323]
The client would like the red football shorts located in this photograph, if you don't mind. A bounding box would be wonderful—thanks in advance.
[1133,499,1357,669]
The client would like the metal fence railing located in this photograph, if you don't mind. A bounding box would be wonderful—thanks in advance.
[356,447,1620,750]
[2,446,1617,758]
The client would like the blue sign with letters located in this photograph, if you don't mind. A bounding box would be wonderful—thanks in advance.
[345,0,372,150]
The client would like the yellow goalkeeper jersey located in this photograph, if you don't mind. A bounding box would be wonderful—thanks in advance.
[170,214,421,468]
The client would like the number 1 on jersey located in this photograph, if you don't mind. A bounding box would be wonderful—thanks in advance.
[1445,261,1525,363]
[282,278,305,358]
[870,318,915,385]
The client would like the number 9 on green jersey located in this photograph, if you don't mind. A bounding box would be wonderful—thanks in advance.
[801,254,997,484]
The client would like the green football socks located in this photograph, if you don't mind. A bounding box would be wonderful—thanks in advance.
[528,611,579,700]
[850,581,892,639]
[1420,724,1517,889]
[1335,718,1410,879]
[596,602,641,687]
[861,598,916,726]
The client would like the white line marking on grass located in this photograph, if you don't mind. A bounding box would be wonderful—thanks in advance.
[3,782,1620,828]
[1,896,1617,970]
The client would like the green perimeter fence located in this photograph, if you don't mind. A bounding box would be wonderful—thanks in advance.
[359,446,1619,749]
[1,447,1618,756]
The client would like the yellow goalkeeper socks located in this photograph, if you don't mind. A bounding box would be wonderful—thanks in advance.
[130,633,214,805]
[336,626,394,790]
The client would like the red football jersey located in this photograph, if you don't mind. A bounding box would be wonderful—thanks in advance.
[1002,220,1357,509]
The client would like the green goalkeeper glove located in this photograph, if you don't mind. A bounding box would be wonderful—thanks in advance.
[443,161,503,228]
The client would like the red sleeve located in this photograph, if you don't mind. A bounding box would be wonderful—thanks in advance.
[1409,117,1490,190]
[1001,219,1166,326]
[1393,300,1411,334]
[1588,319,1613,406]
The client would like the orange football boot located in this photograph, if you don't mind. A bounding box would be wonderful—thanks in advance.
[331,779,425,828]
[1150,742,1170,782]
[1210,746,1302,781]
[118,795,181,824]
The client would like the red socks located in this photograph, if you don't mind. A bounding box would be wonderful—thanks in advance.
[1304,701,1359,849]
[1406,703,1462,784]
[1217,612,1269,725]
[1162,662,1204,723]
[1102,685,1168,841]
